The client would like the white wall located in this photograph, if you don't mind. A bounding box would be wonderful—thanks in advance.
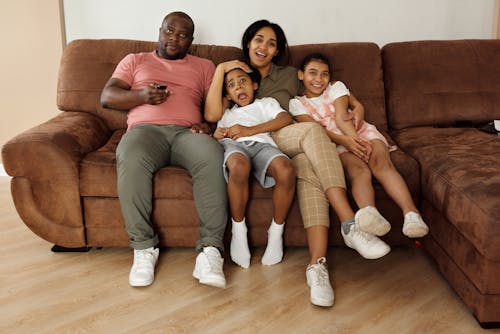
[63,0,496,47]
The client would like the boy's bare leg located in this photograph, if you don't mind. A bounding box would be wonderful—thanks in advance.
[267,156,296,224]
[262,156,296,265]
[226,153,251,220]
[226,153,252,268]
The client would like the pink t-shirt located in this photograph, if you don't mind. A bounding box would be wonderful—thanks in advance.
[112,51,215,128]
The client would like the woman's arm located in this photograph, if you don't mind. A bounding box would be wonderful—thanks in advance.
[204,64,228,122]
[204,60,251,122]
[333,95,359,138]
[348,93,365,130]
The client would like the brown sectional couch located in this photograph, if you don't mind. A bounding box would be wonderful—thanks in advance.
[382,40,500,325]
[2,38,498,324]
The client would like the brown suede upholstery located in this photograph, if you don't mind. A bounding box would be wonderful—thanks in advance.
[382,39,500,323]
[2,38,498,324]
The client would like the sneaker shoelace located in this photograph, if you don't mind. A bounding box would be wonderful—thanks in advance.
[204,248,223,274]
[351,225,376,243]
[406,212,421,225]
[134,250,155,271]
[309,257,329,287]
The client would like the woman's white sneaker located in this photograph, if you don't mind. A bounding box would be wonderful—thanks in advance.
[306,257,334,307]
[129,247,159,287]
[341,224,390,259]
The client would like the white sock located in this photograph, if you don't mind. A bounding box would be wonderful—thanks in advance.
[230,218,251,268]
[262,219,284,266]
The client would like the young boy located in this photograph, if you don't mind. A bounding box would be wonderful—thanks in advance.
[209,64,296,268]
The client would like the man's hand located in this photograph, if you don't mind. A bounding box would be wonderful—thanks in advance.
[190,122,212,134]
[141,83,172,105]
[346,94,366,130]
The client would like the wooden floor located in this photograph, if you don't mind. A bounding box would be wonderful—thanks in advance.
[0,177,497,334]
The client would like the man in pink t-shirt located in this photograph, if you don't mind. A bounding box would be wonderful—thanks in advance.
[101,11,227,289]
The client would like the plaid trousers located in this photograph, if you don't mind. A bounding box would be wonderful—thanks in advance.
[272,122,346,228]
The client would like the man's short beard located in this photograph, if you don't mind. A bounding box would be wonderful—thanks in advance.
[157,44,186,60]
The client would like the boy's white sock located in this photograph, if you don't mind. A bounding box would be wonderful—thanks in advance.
[230,218,251,268]
[262,219,284,266]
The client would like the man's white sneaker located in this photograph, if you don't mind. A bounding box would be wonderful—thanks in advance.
[129,247,159,287]
[355,206,391,236]
[403,211,429,238]
[341,224,390,259]
[306,257,334,307]
[193,246,226,288]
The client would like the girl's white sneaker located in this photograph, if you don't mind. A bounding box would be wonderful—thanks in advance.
[403,211,429,238]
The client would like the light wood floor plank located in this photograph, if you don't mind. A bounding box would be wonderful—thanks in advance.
[0,176,497,334]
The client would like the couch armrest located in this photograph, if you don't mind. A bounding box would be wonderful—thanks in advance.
[1,111,111,247]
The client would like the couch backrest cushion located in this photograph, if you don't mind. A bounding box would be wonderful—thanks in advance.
[58,40,386,131]
[57,39,243,130]
[289,43,387,131]
[382,39,500,130]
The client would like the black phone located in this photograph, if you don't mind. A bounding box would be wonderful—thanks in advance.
[156,84,167,90]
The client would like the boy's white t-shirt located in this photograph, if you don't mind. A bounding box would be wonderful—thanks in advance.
[217,97,285,146]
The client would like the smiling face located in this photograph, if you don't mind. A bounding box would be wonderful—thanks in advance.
[157,13,194,60]
[298,59,331,98]
[225,69,258,107]
[246,27,278,73]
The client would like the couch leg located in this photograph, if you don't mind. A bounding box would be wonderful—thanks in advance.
[478,322,500,329]
[51,245,91,252]
[474,314,500,329]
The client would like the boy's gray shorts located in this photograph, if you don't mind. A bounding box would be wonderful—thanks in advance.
[220,139,289,188]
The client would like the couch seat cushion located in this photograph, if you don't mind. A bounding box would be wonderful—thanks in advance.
[79,130,273,199]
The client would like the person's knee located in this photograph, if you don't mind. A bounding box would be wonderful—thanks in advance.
[188,140,225,174]
[301,122,324,138]
[301,122,331,149]
[272,158,296,188]
[302,121,323,132]
[227,155,251,183]
[369,152,394,175]
[351,162,371,180]
[198,140,225,163]
[116,148,155,175]
[116,141,139,163]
